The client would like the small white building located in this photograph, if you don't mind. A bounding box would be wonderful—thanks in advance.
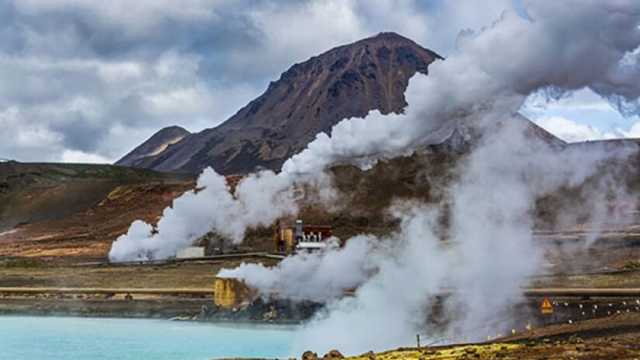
[176,246,205,259]
[296,240,328,252]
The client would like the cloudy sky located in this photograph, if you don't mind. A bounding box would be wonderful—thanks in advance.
[0,0,637,163]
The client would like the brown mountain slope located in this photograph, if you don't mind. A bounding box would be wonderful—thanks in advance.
[117,126,190,168]
[0,162,194,258]
[119,32,444,174]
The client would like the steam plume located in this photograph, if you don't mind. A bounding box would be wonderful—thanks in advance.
[283,119,634,354]
[218,236,378,302]
[112,0,640,261]
[220,0,640,354]
[110,1,640,354]
[109,169,299,261]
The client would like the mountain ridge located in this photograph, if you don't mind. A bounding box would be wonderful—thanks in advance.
[117,126,190,168]
[117,32,445,174]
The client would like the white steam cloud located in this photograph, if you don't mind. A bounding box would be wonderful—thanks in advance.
[219,0,640,355]
[111,0,640,261]
[279,119,633,355]
[218,236,377,302]
[285,0,640,175]
[109,169,299,261]
[110,0,640,355]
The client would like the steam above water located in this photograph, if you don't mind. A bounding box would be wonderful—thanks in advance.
[285,120,633,355]
[110,0,640,355]
[218,236,378,302]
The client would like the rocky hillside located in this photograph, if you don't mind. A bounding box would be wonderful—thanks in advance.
[116,126,190,168]
[0,161,194,258]
[118,32,444,174]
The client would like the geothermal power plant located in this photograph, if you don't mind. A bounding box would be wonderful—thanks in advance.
[4,2,640,358]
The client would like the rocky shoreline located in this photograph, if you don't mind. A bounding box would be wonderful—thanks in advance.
[0,295,322,324]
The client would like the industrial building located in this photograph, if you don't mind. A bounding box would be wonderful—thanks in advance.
[174,219,333,259]
[274,219,333,254]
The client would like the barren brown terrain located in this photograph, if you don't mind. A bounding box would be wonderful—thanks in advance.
[0,161,194,259]
[0,182,194,258]
[2,141,640,358]
[344,314,640,359]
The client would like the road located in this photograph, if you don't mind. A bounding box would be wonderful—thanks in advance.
[1,287,640,297]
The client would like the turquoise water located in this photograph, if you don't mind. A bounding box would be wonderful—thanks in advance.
[0,316,297,360]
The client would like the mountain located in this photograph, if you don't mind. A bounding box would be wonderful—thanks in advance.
[117,126,190,168]
[117,32,444,174]
[427,113,567,154]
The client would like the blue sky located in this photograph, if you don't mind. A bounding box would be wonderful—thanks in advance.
[0,0,636,163]
[521,88,640,142]
[512,0,640,142]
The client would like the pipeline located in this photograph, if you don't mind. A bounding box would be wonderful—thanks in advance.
[1,287,640,298]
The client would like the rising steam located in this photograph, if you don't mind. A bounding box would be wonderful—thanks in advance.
[273,119,634,355]
[218,236,378,302]
[109,169,299,261]
[110,0,640,355]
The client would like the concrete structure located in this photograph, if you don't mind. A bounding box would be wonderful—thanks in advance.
[213,277,255,309]
[176,246,205,259]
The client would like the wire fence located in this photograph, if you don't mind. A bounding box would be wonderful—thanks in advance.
[411,297,640,349]
[414,316,522,348]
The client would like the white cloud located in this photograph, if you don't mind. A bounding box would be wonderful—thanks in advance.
[61,149,112,163]
[534,116,619,143]
[619,122,640,139]
[14,0,219,34]
[523,88,616,114]
[0,48,260,162]
[426,0,514,54]
[523,87,640,143]
[0,107,60,155]
[0,106,117,163]
[97,62,145,84]
[236,0,515,78]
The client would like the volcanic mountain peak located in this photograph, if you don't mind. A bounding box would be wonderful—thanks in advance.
[117,126,190,167]
[118,32,444,174]
[276,31,443,84]
[335,31,443,61]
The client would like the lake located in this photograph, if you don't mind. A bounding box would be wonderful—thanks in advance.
[0,316,297,360]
